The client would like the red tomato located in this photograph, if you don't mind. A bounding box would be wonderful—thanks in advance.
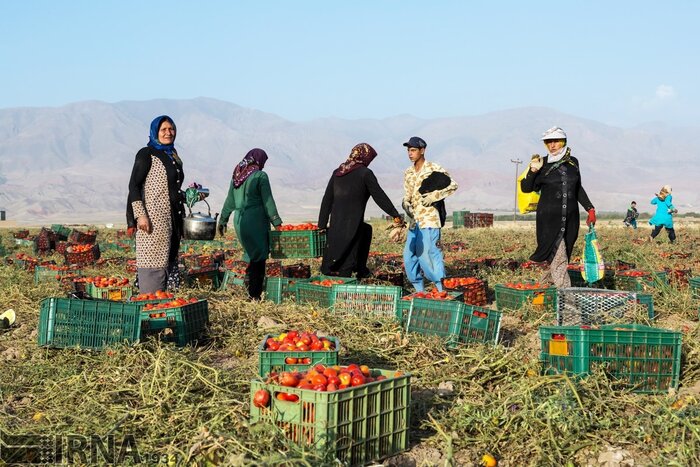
[253,389,271,408]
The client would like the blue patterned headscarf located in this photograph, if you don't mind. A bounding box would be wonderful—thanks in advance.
[147,115,177,155]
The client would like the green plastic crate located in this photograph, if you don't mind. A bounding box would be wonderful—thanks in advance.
[265,277,310,304]
[183,268,221,289]
[689,277,700,299]
[494,282,556,311]
[249,368,410,466]
[636,293,655,320]
[269,230,327,259]
[14,238,34,247]
[140,299,209,347]
[257,334,340,377]
[330,284,403,318]
[615,271,668,292]
[396,291,463,320]
[86,282,134,301]
[452,210,468,228]
[38,297,141,350]
[295,276,357,308]
[51,224,72,239]
[539,324,682,394]
[400,298,499,348]
[219,269,246,290]
[33,265,82,284]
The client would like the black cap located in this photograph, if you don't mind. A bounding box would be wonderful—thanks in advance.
[402,136,427,149]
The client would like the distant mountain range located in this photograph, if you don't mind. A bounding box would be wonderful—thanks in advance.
[1,97,697,225]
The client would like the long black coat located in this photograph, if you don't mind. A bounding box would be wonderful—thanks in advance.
[520,155,594,262]
[318,167,400,274]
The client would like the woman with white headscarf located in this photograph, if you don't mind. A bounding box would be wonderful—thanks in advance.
[520,126,596,288]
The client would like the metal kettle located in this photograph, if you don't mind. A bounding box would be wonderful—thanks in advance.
[183,200,219,240]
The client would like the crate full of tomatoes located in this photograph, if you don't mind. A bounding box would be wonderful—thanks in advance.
[85,276,133,301]
[295,276,357,308]
[269,223,327,259]
[494,281,556,311]
[442,276,488,306]
[139,297,209,347]
[64,243,101,266]
[258,330,339,377]
[539,323,681,394]
[249,364,410,465]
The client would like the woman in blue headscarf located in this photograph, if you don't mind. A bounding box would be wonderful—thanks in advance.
[127,115,185,294]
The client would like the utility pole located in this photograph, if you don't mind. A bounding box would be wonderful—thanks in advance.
[510,158,522,224]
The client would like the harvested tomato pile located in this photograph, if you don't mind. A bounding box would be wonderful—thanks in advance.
[442,277,482,288]
[259,363,401,398]
[84,276,130,288]
[143,297,199,317]
[616,270,651,277]
[309,278,345,286]
[402,289,453,300]
[264,330,335,352]
[278,223,318,231]
[502,281,546,290]
[131,290,175,301]
[68,244,94,253]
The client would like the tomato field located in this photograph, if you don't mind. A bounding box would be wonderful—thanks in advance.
[0,221,698,466]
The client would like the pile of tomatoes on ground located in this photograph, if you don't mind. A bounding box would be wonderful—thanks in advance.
[278,223,318,231]
[253,364,404,406]
[442,276,483,289]
[67,244,95,253]
[616,270,651,277]
[402,289,454,301]
[309,278,345,287]
[264,330,335,352]
[84,276,130,288]
[142,297,199,317]
[131,290,175,301]
[502,281,547,290]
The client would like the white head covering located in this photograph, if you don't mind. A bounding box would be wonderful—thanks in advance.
[541,126,567,141]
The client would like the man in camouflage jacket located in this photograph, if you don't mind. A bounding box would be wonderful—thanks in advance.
[401,136,458,292]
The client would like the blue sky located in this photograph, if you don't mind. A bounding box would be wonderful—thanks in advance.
[2,0,698,126]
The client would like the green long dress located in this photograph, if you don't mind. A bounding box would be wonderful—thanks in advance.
[219,171,282,262]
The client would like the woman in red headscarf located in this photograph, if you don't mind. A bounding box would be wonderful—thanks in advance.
[318,143,403,278]
[219,148,283,299]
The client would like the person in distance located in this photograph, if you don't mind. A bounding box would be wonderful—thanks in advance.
[648,185,677,243]
[520,126,595,288]
[127,115,185,294]
[318,143,404,279]
[623,201,639,229]
[218,148,283,300]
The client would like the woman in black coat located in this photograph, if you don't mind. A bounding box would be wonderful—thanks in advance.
[318,143,403,278]
[520,127,596,288]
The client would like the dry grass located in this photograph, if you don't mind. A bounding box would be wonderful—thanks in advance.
[0,224,699,466]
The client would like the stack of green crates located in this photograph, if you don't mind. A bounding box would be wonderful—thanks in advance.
[249,369,410,466]
[452,210,468,228]
[539,323,682,393]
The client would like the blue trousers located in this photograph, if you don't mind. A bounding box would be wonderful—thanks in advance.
[403,225,445,291]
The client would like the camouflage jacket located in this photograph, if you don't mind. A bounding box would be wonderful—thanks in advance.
[402,161,458,229]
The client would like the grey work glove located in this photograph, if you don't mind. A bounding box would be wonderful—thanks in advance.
[420,191,441,207]
[529,154,543,172]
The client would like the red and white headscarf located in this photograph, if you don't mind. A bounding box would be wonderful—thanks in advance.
[334,143,377,177]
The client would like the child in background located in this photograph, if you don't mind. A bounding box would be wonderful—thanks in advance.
[623,201,639,229]
[649,186,677,243]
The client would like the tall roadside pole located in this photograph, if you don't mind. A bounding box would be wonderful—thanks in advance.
[510,158,522,224]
